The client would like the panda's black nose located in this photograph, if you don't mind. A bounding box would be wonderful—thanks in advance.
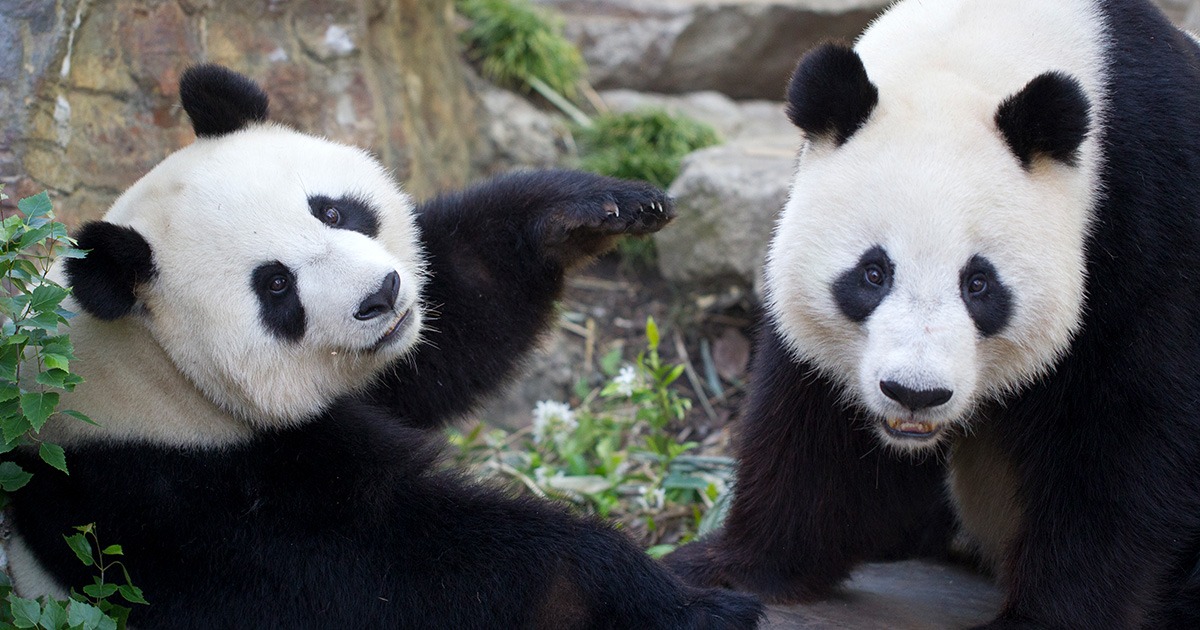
[879,381,952,411]
[355,271,401,321]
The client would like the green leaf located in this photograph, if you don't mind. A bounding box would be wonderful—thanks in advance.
[29,285,68,315]
[17,223,54,249]
[0,412,31,445]
[9,595,41,628]
[662,364,685,387]
[0,346,20,382]
[100,545,123,556]
[59,410,97,426]
[82,583,117,600]
[116,584,146,606]
[0,383,19,402]
[37,598,66,630]
[39,442,67,474]
[41,354,69,372]
[63,533,94,567]
[19,311,63,332]
[599,348,623,376]
[645,317,660,349]
[645,544,675,559]
[17,192,52,220]
[20,391,59,431]
[0,462,32,492]
[65,600,104,630]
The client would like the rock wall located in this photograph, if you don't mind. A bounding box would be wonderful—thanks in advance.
[0,0,482,224]
[534,0,890,100]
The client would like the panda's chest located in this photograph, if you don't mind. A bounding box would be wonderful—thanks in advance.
[947,420,1023,576]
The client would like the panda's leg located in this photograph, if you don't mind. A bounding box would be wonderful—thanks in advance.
[665,323,954,603]
[370,170,673,428]
[407,473,764,629]
[976,403,1200,629]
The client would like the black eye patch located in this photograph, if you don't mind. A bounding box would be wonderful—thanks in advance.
[308,194,380,238]
[252,261,305,342]
[960,255,1012,336]
[832,246,894,323]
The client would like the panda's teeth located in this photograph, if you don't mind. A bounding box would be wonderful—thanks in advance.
[886,418,936,435]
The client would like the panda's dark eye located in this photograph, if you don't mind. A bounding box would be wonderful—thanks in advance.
[268,275,290,295]
[321,207,341,226]
[864,264,886,287]
[966,273,988,296]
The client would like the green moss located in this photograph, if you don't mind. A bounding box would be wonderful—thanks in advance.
[577,109,721,188]
[456,0,586,98]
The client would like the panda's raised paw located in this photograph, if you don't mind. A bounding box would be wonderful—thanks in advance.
[540,175,676,265]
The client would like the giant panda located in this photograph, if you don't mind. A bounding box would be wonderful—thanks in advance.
[665,0,1200,627]
[6,65,764,629]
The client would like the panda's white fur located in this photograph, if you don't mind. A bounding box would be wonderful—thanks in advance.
[42,124,426,447]
[765,0,1107,451]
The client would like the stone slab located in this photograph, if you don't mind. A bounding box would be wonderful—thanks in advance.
[766,561,1001,629]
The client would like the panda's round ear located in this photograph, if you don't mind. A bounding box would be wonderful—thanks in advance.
[65,222,156,321]
[995,71,1091,169]
[786,43,879,145]
[180,64,270,138]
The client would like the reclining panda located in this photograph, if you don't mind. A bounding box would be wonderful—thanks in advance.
[667,0,1200,627]
[7,65,763,629]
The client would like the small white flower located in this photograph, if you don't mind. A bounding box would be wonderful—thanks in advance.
[639,486,666,511]
[613,364,639,397]
[531,400,577,443]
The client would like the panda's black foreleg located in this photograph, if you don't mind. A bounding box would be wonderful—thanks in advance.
[975,396,1200,629]
[664,323,954,603]
[371,169,673,428]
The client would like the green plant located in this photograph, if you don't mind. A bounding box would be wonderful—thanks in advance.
[576,109,720,189]
[450,317,731,555]
[0,187,146,629]
[457,0,586,100]
[1,524,147,630]
[0,190,90,493]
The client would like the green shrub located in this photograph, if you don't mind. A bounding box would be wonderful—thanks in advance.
[457,0,586,98]
[449,318,734,555]
[577,109,721,188]
[0,186,146,629]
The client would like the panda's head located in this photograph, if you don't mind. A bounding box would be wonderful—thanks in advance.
[768,39,1100,452]
[63,65,425,426]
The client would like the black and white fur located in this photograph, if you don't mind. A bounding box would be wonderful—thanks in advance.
[7,65,763,629]
[667,0,1200,627]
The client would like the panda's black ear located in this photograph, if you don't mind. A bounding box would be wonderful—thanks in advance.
[65,222,156,321]
[786,43,879,145]
[180,64,270,138]
[995,72,1091,169]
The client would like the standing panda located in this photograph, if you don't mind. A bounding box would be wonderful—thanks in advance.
[7,65,764,629]
[666,0,1200,627]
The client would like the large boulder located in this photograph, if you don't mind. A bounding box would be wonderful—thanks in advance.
[533,0,891,100]
[0,0,481,224]
[1155,0,1200,30]
[599,91,798,293]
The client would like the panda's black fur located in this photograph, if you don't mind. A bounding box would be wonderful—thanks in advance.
[8,66,764,629]
[667,1,1200,627]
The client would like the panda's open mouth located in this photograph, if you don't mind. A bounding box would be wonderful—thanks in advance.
[883,417,942,440]
[372,309,412,351]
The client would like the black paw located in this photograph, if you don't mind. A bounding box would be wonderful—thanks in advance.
[664,539,731,590]
[540,173,676,265]
[679,587,765,630]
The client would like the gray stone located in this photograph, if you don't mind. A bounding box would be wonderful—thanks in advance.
[601,90,798,293]
[534,0,890,99]
[657,140,797,292]
[767,561,1001,629]
[473,77,577,175]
